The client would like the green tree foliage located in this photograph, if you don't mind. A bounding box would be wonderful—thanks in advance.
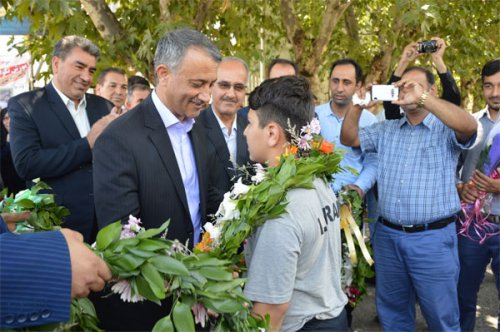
[1,0,498,109]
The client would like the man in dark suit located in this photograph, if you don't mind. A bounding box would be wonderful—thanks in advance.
[92,28,221,331]
[0,213,111,329]
[8,36,117,242]
[199,57,251,212]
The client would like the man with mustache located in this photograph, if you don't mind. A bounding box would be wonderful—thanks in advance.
[92,28,221,331]
[8,35,117,242]
[95,67,128,110]
[198,57,251,212]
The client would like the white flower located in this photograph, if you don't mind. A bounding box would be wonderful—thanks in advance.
[231,178,250,198]
[251,163,266,184]
[215,192,240,221]
[203,222,223,242]
[111,280,146,303]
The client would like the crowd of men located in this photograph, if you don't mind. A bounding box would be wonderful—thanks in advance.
[0,27,499,332]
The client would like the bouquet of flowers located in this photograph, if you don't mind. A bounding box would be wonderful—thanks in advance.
[1,184,267,332]
[459,133,500,243]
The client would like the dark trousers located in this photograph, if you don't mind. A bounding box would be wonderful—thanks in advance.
[299,309,348,331]
[457,225,500,332]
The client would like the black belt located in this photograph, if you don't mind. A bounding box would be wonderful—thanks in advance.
[486,215,500,224]
[379,216,456,233]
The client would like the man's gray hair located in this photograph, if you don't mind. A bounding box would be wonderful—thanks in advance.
[154,28,221,74]
[53,35,100,60]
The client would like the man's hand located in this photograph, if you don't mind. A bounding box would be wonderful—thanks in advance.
[344,184,365,199]
[458,182,479,204]
[471,170,500,194]
[60,229,112,298]
[394,42,420,76]
[392,79,426,107]
[86,108,120,149]
[0,211,31,232]
[430,37,447,73]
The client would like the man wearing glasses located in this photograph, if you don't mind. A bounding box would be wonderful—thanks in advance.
[199,57,251,214]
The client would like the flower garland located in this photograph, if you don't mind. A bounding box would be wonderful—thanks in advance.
[459,133,500,243]
[196,118,344,259]
[1,184,266,332]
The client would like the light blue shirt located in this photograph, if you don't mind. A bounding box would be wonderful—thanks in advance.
[212,108,238,169]
[316,102,378,194]
[359,113,475,224]
[152,91,201,244]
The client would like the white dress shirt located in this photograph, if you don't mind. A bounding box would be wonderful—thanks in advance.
[212,109,238,169]
[52,82,90,138]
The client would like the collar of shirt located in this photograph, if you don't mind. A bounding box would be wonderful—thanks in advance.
[52,81,87,113]
[398,112,436,129]
[152,90,194,133]
[476,106,500,124]
[212,107,237,136]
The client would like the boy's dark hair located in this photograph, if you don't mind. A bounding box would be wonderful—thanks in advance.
[329,58,363,83]
[267,58,299,77]
[402,66,436,87]
[481,59,500,83]
[249,76,314,141]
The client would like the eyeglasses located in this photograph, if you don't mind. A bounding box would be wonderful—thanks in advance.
[216,81,247,92]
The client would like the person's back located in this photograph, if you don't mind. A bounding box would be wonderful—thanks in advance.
[245,177,347,331]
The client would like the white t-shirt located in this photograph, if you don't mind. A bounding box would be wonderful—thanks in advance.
[244,177,348,331]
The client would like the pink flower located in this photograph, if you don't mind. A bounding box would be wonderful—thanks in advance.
[191,303,208,328]
[120,215,142,239]
[111,280,145,303]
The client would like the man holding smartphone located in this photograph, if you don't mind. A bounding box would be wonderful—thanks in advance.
[384,37,461,119]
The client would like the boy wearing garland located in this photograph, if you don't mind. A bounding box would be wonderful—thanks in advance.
[243,76,348,331]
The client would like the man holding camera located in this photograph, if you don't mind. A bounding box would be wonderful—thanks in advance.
[340,66,477,331]
[384,37,461,119]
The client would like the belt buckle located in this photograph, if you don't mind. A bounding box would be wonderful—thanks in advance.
[401,224,414,232]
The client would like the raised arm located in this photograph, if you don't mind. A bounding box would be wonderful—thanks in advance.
[340,104,363,148]
[393,79,477,143]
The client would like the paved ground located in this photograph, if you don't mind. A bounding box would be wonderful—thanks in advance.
[351,265,498,331]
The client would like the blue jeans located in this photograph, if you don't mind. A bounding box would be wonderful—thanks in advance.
[299,309,348,331]
[374,220,460,331]
[457,224,500,332]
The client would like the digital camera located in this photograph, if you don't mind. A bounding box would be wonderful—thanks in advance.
[417,40,438,53]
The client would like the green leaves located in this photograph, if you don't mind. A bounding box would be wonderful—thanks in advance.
[152,315,174,332]
[149,256,190,276]
[95,221,122,250]
[172,301,195,332]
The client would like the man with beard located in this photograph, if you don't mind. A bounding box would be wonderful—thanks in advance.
[456,58,500,332]
[316,59,377,200]
[8,35,117,242]
[198,57,251,212]
[92,28,221,331]
[340,66,477,331]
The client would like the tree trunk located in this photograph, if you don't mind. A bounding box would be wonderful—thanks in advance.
[280,0,353,101]
[159,0,171,22]
[80,0,124,41]
[194,0,215,30]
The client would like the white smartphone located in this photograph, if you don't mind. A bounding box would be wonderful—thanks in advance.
[371,85,399,101]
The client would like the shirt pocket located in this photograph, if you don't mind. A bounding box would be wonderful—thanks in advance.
[423,145,442,169]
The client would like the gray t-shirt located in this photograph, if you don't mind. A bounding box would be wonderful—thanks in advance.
[244,178,348,332]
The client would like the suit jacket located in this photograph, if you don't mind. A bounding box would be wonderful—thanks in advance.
[199,106,251,214]
[92,95,215,331]
[8,83,113,241]
[0,217,71,328]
